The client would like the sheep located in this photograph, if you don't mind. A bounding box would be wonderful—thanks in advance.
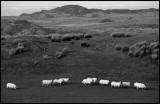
[53,79,64,85]
[81,41,90,47]
[99,79,109,85]
[134,82,146,90]
[81,78,93,85]
[86,78,97,83]
[60,78,70,84]
[91,78,97,83]
[42,80,52,86]
[114,44,122,50]
[111,81,121,88]
[122,82,131,87]
[6,83,17,89]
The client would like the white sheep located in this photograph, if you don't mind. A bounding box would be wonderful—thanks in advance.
[6,83,17,89]
[81,78,93,85]
[60,78,70,84]
[91,78,97,83]
[42,79,52,86]
[122,82,131,87]
[111,81,121,88]
[86,78,97,83]
[134,82,146,90]
[53,79,64,85]
[99,79,109,85]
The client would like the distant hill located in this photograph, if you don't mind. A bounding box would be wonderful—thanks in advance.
[1,19,56,36]
[20,5,159,17]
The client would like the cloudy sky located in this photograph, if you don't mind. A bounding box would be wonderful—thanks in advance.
[1,1,159,16]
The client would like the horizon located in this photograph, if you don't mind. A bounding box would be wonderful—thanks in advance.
[1,1,159,16]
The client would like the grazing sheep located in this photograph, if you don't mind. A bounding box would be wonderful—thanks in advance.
[134,82,146,90]
[6,83,17,89]
[111,81,121,88]
[114,44,122,50]
[81,78,93,85]
[42,80,52,86]
[60,78,70,84]
[86,78,97,83]
[81,41,90,47]
[53,79,64,85]
[99,80,109,85]
[122,82,131,87]
[91,78,98,83]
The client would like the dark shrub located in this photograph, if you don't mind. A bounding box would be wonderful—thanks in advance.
[81,41,90,47]
[122,45,129,52]
[114,44,122,50]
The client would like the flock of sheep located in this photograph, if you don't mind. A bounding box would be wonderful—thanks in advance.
[6,77,146,90]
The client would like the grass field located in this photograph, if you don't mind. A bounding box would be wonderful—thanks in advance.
[1,11,159,103]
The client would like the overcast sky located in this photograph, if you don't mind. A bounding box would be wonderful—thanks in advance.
[1,1,159,16]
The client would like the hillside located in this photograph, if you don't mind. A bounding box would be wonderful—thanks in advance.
[19,5,159,18]
[1,4,159,103]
